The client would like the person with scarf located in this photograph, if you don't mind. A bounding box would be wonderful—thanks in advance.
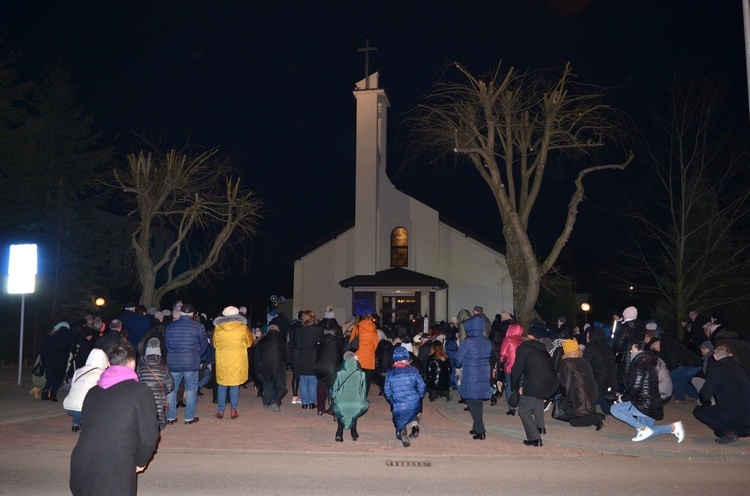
[70,341,159,496]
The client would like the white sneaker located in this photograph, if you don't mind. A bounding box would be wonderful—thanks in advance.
[673,421,685,443]
[291,396,301,404]
[632,426,654,442]
[544,400,553,412]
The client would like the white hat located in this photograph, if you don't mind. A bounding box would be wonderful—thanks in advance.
[222,306,240,316]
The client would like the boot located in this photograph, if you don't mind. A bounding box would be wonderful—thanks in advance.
[335,421,344,442]
[41,390,49,401]
[490,392,498,406]
[351,420,359,441]
[50,392,58,402]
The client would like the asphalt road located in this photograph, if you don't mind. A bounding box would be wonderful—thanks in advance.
[2,448,749,496]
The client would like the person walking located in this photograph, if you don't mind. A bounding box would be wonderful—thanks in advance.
[331,351,369,442]
[212,306,254,420]
[455,313,493,440]
[69,342,159,496]
[499,323,524,416]
[136,337,174,430]
[40,322,75,402]
[512,334,560,447]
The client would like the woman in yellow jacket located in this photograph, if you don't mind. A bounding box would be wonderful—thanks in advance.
[212,306,254,419]
[349,313,379,397]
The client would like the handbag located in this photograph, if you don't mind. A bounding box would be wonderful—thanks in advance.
[345,327,360,353]
[32,357,45,377]
[551,397,569,422]
[507,390,520,408]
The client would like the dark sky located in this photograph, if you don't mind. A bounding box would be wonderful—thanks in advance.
[1,0,746,296]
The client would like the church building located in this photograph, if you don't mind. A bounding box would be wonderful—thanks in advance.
[292,71,513,327]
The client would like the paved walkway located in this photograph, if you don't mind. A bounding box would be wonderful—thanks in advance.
[1,368,747,462]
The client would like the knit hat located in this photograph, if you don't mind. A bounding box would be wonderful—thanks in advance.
[700,341,714,353]
[473,305,484,313]
[645,320,658,331]
[562,339,579,355]
[147,306,158,316]
[181,303,195,314]
[622,306,638,322]
[343,351,357,361]
[324,305,335,319]
[222,306,240,316]
[145,338,161,356]
[161,309,171,317]
[393,346,410,362]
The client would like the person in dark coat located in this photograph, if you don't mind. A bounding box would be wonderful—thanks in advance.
[512,334,560,446]
[426,340,452,401]
[613,306,646,389]
[69,341,159,496]
[648,336,701,403]
[254,324,288,411]
[136,337,175,430]
[314,329,344,415]
[73,325,98,371]
[96,319,127,355]
[558,340,604,429]
[374,338,394,396]
[126,305,154,352]
[583,326,617,415]
[455,314,493,440]
[331,352,369,442]
[610,341,685,443]
[384,346,426,447]
[693,343,750,443]
[40,322,75,402]
[293,310,325,409]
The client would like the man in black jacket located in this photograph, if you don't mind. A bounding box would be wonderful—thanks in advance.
[583,326,617,415]
[511,335,560,447]
[610,341,685,443]
[693,343,750,444]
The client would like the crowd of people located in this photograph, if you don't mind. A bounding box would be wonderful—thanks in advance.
[34,300,750,494]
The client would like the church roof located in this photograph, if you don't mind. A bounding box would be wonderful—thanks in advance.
[339,267,448,290]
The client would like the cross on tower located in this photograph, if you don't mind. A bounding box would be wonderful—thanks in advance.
[357,38,378,89]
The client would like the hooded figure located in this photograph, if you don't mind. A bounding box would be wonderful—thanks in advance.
[384,346,426,446]
[455,315,493,440]
[331,353,369,441]
[63,348,109,430]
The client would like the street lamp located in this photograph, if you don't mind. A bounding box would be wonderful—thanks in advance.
[95,297,106,307]
[581,302,591,325]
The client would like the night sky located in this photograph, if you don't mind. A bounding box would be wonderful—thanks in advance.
[1,0,746,300]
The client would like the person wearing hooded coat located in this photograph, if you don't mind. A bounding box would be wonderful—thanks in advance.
[70,341,159,496]
[384,346,426,447]
[613,306,646,389]
[583,326,617,415]
[63,348,109,431]
[136,338,175,430]
[499,323,524,415]
[315,329,344,415]
[511,335,560,446]
[331,352,369,442]
[558,339,604,429]
[40,322,75,402]
[212,306,254,419]
[455,314,493,440]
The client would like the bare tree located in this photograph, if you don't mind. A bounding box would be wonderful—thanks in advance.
[112,143,263,307]
[406,62,633,325]
[608,70,750,335]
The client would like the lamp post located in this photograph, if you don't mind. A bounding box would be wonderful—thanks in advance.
[8,244,37,386]
[581,302,591,325]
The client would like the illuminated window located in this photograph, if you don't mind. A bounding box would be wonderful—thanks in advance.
[390,227,408,267]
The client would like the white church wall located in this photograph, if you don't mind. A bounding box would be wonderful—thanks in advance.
[438,223,513,320]
[292,229,355,322]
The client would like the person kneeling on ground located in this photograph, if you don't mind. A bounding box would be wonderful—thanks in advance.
[331,351,369,442]
[384,346,426,447]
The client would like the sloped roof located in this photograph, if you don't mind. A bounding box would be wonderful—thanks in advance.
[339,267,448,290]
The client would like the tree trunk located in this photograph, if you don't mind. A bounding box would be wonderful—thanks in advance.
[505,228,541,328]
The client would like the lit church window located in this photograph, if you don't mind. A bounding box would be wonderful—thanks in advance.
[391,227,408,267]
